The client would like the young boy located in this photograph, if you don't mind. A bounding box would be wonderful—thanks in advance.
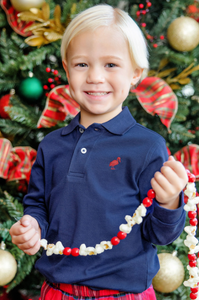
[10,5,188,300]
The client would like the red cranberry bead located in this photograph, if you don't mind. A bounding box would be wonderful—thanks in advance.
[191,287,199,293]
[188,211,197,219]
[111,237,120,246]
[71,248,80,256]
[190,293,198,300]
[117,231,127,240]
[147,189,155,199]
[143,197,153,207]
[189,218,198,226]
[189,260,197,267]
[63,247,71,256]
[188,173,196,183]
[184,195,188,204]
[188,254,197,261]
[46,67,51,72]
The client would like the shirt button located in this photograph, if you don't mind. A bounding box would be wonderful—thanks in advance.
[81,148,87,154]
[79,128,84,133]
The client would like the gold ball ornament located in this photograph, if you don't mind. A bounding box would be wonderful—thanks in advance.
[152,252,185,293]
[0,248,17,286]
[10,0,45,12]
[167,16,199,52]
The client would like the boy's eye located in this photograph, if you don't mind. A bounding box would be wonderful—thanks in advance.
[76,63,87,67]
[106,63,116,68]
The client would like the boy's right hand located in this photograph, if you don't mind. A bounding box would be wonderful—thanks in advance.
[9,215,41,255]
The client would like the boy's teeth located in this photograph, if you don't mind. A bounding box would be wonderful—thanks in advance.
[87,92,108,95]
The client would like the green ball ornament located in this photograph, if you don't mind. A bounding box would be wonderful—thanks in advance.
[18,77,43,103]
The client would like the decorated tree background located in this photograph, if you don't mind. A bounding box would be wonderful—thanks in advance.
[0,0,199,299]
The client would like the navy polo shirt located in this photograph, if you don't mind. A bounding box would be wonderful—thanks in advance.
[23,107,186,293]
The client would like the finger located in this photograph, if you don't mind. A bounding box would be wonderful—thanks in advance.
[151,177,167,202]
[23,240,41,256]
[18,232,40,251]
[11,227,36,246]
[163,160,188,180]
[160,166,180,186]
[10,221,31,237]
[168,155,175,162]
[20,215,32,227]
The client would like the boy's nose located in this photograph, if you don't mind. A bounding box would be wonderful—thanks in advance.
[86,67,105,84]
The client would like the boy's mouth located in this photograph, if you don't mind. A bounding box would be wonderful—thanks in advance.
[86,92,109,96]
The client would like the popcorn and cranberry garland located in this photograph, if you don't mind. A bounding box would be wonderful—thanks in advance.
[40,189,155,257]
[183,170,199,300]
[40,170,199,299]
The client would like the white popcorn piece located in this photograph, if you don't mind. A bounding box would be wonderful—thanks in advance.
[79,244,88,256]
[100,241,113,250]
[184,226,197,236]
[125,215,135,227]
[87,246,97,255]
[184,278,199,288]
[46,244,56,256]
[184,235,198,249]
[53,241,64,255]
[136,204,147,217]
[184,199,199,212]
[187,265,199,277]
[119,223,132,234]
[95,244,105,254]
[184,183,197,199]
[40,239,47,250]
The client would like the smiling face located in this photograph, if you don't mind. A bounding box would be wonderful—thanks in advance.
[63,26,142,127]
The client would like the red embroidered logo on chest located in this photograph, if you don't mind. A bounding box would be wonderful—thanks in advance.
[109,157,121,170]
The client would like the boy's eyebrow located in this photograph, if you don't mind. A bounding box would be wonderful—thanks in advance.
[70,55,123,61]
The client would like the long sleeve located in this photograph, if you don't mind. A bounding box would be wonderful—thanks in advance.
[23,145,49,238]
[139,140,186,245]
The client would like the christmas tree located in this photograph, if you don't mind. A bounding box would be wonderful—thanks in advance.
[0,0,199,299]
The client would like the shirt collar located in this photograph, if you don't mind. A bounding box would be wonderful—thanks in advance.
[61,106,136,136]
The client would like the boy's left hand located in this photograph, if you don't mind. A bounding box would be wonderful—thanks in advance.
[151,156,188,209]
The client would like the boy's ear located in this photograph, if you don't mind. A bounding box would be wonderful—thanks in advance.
[131,68,143,86]
[62,60,70,81]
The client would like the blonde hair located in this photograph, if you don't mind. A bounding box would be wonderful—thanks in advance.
[61,4,149,80]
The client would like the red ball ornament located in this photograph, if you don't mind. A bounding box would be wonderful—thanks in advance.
[48,78,54,83]
[117,231,127,240]
[53,70,59,75]
[143,197,153,207]
[141,23,146,27]
[71,248,80,257]
[0,94,12,119]
[43,85,49,90]
[147,2,152,7]
[153,44,158,48]
[63,247,71,256]
[46,67,51,73]
[141,10,146,14]
[139,3,144,9]
[160,35,165,40]
[111,237,120,246]
[136,11,141,16]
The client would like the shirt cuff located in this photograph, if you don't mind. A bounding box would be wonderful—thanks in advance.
[152,191,185,224]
